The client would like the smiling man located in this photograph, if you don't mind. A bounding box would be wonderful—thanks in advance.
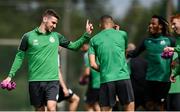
[1,9,93,111]
[164,14,180,111]
[127,15,175,111]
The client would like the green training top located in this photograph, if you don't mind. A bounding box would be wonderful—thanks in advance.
[169,52,180,93]
[144,36,172,82]
[89,28,130,84]
[174,37,180,55]
[84,52,100,89]
[129,35,174,82]
[173,36,180,77]
[8,27,90,81]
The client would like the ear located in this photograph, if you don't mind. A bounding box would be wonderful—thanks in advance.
[43,17,48,23]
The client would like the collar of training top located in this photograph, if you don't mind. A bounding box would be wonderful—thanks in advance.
[35,27,51,35]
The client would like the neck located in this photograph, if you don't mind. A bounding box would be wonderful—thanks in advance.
[104,26,113,30]
[150,33,162,38]
[39,23,47,33]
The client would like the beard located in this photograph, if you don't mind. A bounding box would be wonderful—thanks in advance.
[46,26,54,32]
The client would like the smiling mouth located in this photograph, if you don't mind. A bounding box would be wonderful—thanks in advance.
[50,27,54,30]
[174,27,177,30]
[149,28,154,32]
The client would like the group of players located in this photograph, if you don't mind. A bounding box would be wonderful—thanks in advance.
[1,8,180,111]
[79,14,180,111]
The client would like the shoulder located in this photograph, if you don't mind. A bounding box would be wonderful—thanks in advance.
[24,30,34,36]
[90,32,102,42]
[166,36,176,46]
[52,32,62,36]
[51,32,64,39]
[142,37,150,44]
[22,29,39,39]
[21,30,34,40]
[118,30,127,35]
[161,36,174,42]
[116,30,128,38]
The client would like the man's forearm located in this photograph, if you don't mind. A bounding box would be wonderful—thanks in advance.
[67,32,90,51]
[58,68,68,90]
[8,50,25,78]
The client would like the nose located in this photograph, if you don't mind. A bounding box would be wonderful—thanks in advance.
[53,24,56,28]
[149,24,153,28]
[171,25,175,29]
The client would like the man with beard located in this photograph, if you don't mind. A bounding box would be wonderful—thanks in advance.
[1,9,93,111]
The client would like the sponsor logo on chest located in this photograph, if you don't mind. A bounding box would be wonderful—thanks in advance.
[32,36,55,46]
[49,36,55,43]
[32,39,39,45]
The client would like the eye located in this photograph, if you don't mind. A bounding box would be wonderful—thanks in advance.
[52,22,56,24]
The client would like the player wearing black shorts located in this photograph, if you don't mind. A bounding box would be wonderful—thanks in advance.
[89,15,134,111]
[1,9,92,111]
[164,14,180,111]
[127,15,174,111]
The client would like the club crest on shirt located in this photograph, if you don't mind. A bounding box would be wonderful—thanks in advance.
[33,39,39,45]
[148,40,152,43]
[160,40,166,45]
[49,36,55,43]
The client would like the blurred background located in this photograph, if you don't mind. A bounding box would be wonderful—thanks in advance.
[0,0,179,111]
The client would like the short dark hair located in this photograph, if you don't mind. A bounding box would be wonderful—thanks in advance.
[42,9,60,20]
[152,15,170,36]
[100,15,113,23]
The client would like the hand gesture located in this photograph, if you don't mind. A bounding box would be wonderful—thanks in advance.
[86,19,93,34]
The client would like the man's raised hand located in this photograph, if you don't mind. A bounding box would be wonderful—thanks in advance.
[86,19,93,34]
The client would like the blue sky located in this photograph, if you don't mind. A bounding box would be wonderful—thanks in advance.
[110,0,178,18]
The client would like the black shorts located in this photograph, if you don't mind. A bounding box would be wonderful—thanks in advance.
[145,81,170,103]
[85,87,100,105]
[57,85,74,102]
[99,79,134,107]
[29,81,59,107]
[167,93,180,111]
[131,77,147,108]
